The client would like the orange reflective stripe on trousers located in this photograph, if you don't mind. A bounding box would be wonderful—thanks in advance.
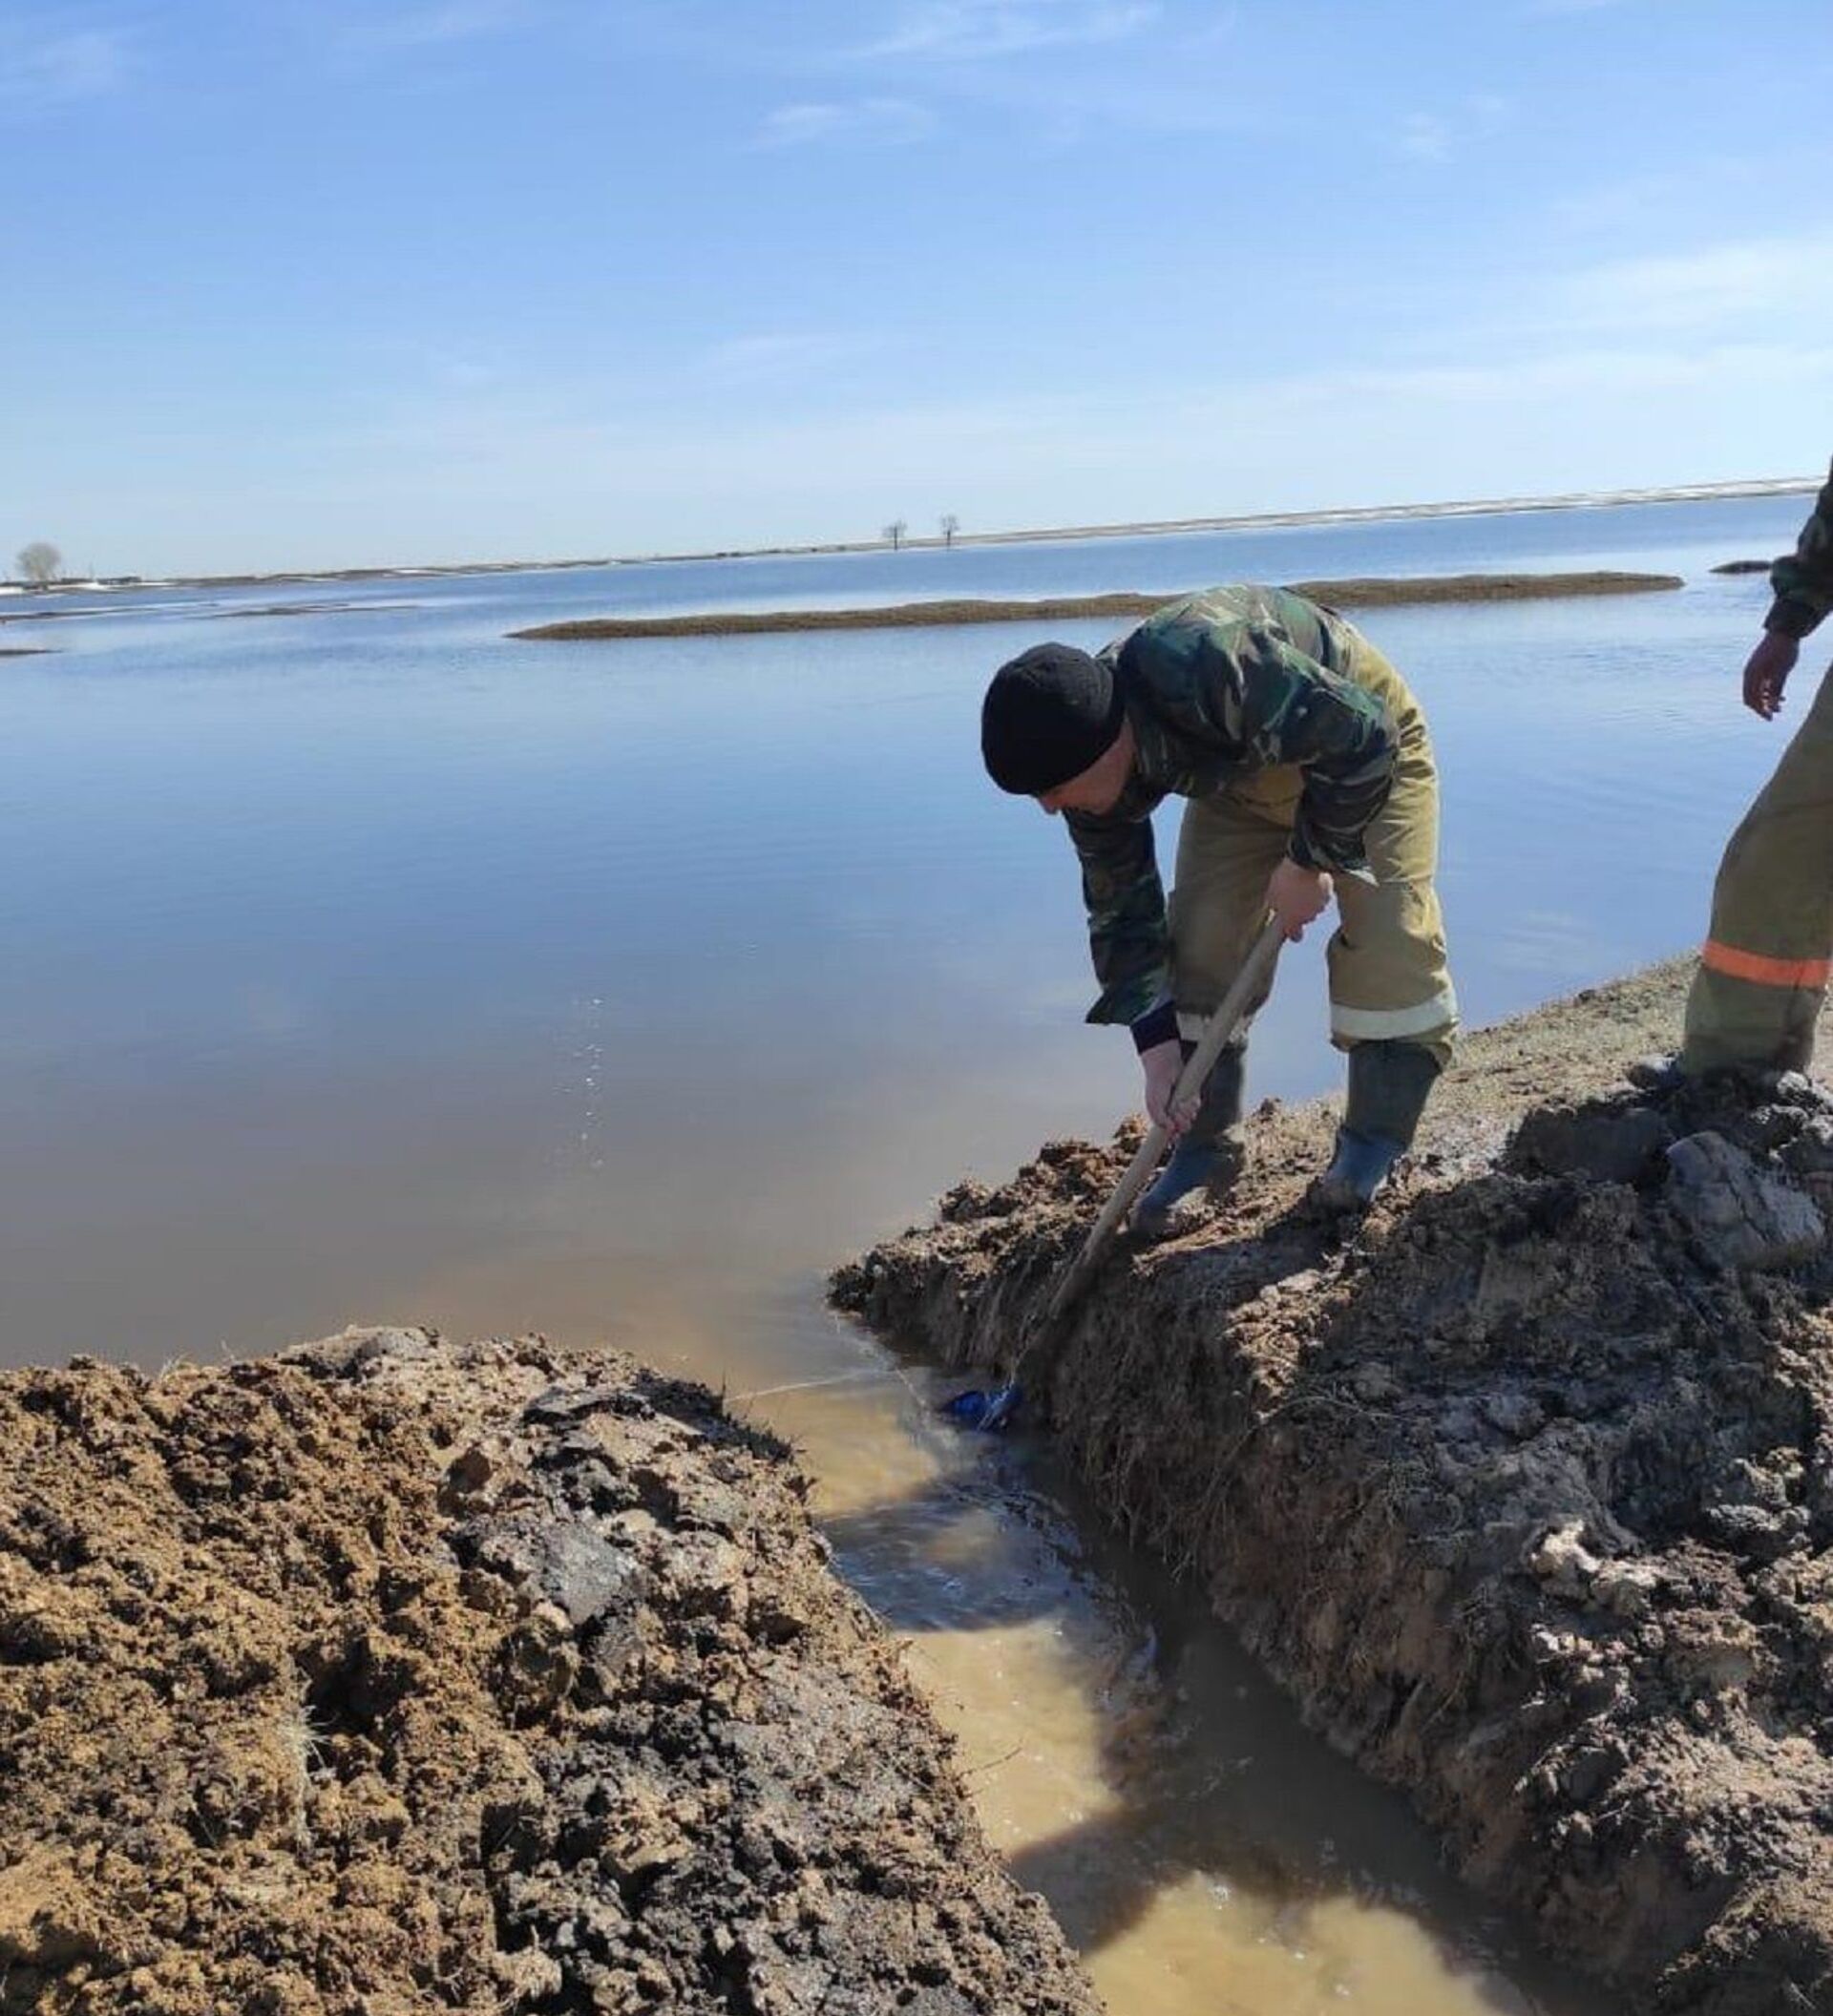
[1680,662,1833,1076]
[1698,940,1833,991]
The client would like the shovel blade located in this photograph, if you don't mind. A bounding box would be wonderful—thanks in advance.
[938,1382,1022,1433]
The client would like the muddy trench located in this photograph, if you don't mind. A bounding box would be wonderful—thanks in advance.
[834,972,1833,2015]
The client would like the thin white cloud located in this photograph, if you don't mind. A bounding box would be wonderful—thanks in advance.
[854,0,1157,62]
[0,27,127,105]
[342,1,530,51]
[323,334,1830,557]
[1548,154,1790,238]
[1398,113,1450,161]
[726,5,1251,140]
[1553,231,1833,335]
[1395,92,1506,162]
[755,96,935,148]
[48,321,1832,573]
[1172,7,1242,53]
[1245,343,1833,410]
[696,332,887,383]
[438,360,500,389]
[1549,169,1697,234]
[1387,227,1833,368]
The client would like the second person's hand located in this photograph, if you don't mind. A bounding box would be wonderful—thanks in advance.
[1742,631,1799,720]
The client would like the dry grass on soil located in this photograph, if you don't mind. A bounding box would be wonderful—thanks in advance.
[512,572,1684,641]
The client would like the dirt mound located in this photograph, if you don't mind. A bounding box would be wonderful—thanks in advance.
[0,1329,1100,2015]
[834,997,1833,2014]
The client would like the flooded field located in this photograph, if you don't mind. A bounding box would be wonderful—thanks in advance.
[0,491,1814,2012]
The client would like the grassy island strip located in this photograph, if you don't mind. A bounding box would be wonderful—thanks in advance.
[512,571,1683,641]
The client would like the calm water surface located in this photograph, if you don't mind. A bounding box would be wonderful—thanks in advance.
[1,493,1815,2014]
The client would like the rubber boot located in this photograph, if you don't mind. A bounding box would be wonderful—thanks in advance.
[1313,1126,1405,1209]
[1308,1040,1443,1214]
[1133,1045,1247,1242]
[1627,1054,1685,1095]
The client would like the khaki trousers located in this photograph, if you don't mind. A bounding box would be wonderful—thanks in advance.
[1680,663,1833,1077]
[1166,639,1459,1070]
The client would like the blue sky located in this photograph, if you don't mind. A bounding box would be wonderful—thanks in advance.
[6,0,1831,574]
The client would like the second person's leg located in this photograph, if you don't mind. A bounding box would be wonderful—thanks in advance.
[1680,665,1833,1079]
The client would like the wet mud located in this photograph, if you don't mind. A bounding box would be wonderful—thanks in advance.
[0,1329,1099,2015]
[833,969,1833,2014]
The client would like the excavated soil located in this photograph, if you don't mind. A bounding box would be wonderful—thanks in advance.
[0,1329,1100,2016]
[834,966,1833,2014]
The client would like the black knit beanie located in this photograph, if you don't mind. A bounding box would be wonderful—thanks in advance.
[980,643,1127,795]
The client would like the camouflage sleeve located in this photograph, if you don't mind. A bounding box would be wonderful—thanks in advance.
[1201,629,1396,872]
[1064,808,1169,1028]
[1767,459,1833,640]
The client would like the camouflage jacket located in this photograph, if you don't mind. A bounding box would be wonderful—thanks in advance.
[1064,586,1396,1029]
[1767,459,1833,640]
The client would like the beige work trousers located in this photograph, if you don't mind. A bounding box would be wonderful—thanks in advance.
[1166,638,1458,1068]
[1680,662,1833,1077]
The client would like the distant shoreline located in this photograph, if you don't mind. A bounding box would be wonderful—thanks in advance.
[512,571,1685,641]
[6,474,1813,597]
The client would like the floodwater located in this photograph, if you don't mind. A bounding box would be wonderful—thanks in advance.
[0,492,1816,2012]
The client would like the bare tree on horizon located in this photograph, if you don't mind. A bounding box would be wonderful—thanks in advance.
[16,541,62,587]
[939,514,959,547]
[882,519,908,552]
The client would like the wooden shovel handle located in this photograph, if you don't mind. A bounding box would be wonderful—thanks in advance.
[1040,910,1284,1333]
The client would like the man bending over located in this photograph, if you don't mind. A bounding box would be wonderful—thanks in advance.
[980,584,1458,1230]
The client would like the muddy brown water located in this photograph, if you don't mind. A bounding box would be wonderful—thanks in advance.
[0,496,1811,2011]
[745,1363,1617,2016]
